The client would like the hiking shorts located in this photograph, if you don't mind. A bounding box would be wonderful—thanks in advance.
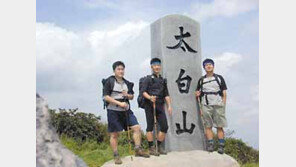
[107,109,139,133]
[201,104,227,128]
[144,102,168,133]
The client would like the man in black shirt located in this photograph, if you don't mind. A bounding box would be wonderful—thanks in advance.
[141,58,172,155]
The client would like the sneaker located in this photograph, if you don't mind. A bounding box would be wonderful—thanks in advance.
[218,143,225,154]
[149,147,160,156]
[158,146,167,155]
[207,141,214,152]
[135,147,150,158]
[114,155,122,165]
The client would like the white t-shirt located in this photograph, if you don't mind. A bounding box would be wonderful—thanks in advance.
[197,74,227,106]
[107,80,129,111]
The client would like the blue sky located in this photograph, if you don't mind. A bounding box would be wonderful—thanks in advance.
[36,0,259,149]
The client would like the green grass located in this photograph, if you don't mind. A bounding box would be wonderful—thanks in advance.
[60,135,133,167]
[241,163,259,167]
[60,134,259,167]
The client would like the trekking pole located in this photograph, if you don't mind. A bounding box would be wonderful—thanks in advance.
[152,99,159,154]
[124,97,133,161]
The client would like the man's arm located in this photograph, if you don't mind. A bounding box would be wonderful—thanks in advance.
[164,78,172,115]
[143,92,156,103]
[195,77,202,97]
[165,96,172,115]
[219,75,227,104]
[104,95,127,109]
[222,90,227,104]
[122,91,134,100]
[141,77,156,102]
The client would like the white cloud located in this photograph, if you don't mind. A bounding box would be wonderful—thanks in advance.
[190,0,258,21]
[36,21,151,122]
[88,21,149,58]
[83,0,119,9]
[212,52,243,74]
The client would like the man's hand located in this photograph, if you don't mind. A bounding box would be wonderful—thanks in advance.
[167,106,172,115]
[122,90,129,98]
[223,100,226,105]
[195,91,201,97]
[199,109,203,116]
[119,102,128,110]
[150,96,156,103]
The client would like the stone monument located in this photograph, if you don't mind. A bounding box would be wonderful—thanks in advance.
[150,14,206,151]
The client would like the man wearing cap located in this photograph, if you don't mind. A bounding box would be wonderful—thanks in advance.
[141,58,172,156]
[195,58,228,154]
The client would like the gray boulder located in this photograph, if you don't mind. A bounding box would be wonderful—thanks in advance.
[36,94,88,167]
[102,150,240,167]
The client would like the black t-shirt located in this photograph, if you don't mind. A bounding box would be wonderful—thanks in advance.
[140,74,169,102]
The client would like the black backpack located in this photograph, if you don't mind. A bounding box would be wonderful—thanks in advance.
[101,76,115,109]
[137,75,152,109]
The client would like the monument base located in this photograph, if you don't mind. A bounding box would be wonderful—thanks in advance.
[102,150,239,167]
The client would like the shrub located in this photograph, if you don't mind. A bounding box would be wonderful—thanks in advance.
[212,130,259,164]
[49,108,108,142]
[50,108,259,166]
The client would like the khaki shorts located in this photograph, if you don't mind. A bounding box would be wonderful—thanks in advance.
[201,104,227,128]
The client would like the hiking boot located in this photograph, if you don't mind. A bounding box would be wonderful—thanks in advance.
[207,141,214,152]
[149,147,160,156]
[114,155,122,165]
[135,147,150,158]
[158,146,167,155]
[218,143,225,154]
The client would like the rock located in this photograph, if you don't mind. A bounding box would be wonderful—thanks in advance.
[36,94,88,167]
[151,14,205,151]
[102,150,240,167]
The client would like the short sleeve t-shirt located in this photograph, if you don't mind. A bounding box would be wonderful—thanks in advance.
[140,74,169,103]
[107,79,129,111]
[196,74,227,106]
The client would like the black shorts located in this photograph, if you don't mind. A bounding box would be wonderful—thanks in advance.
[144,102,168,133]
[107,109,139,133]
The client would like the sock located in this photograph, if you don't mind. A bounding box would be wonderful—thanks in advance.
[218,139,225,144]
[157,140,162,147]
[113,150,119,157]
[208,139,214,144]
[135,145,140,150]
[148,141,154,148]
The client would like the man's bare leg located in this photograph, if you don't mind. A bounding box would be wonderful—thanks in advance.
[205,127,214,140]
[217,127,225,154]
[146,131,159,156]
[110,132,119,154]
[157,131,166,141]
[110,132,122,164]
[205,127,214,152]
[217,127,224,139]
[130,125,141,146]
[131,125,150,157]
[157,131,167,154]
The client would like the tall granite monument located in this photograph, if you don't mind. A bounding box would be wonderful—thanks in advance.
[151,14,206,151]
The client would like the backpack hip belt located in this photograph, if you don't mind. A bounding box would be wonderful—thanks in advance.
[201,91,222,105]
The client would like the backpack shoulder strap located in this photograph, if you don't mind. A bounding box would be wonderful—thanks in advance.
[213,74,223,97]
[199,75,206,91]
[213,74,222,90]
